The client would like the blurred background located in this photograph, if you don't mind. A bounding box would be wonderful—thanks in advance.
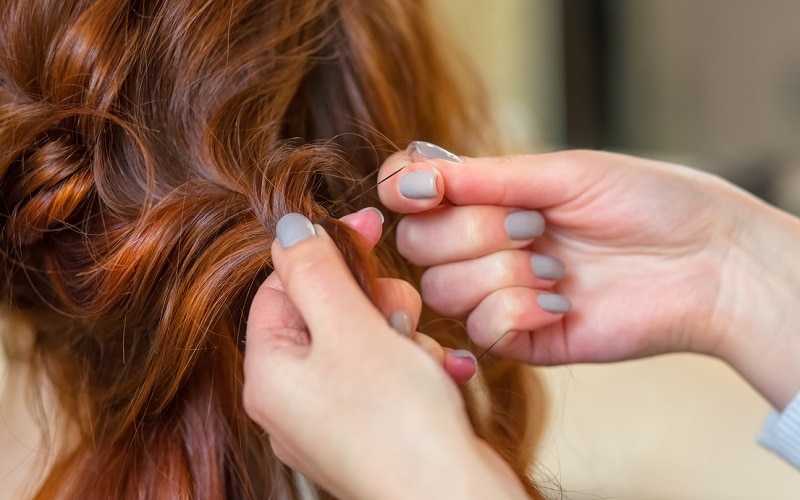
[432,0,800,498]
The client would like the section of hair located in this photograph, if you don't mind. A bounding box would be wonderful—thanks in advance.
[0,0,545,498]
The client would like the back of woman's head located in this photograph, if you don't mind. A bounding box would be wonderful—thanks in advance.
[0,0,546,497]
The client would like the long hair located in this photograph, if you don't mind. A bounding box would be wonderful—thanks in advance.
[0,0,546,497]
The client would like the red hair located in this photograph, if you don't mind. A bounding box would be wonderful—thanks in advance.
[0,0,546,497]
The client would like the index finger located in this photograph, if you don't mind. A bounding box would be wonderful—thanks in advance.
[378,147,612,212]
[374,150,446,213]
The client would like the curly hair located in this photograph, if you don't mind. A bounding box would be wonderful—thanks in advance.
[0,0,546,497]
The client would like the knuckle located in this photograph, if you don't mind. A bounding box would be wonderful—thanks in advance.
[419,267,439,295]
[392,277,419,300]
[465,310,491,347]
[395,217,426,265]
[396,279,422,310]
[459,207,494,254]
[498,289,527,326]
[381,276,422,314]
[419,268,449,313]
[460,212,482,251]
[493,251,517,284]
[493,154,517,168]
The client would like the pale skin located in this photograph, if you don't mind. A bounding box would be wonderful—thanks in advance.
[377,148,800,411]
[243,210,524,500]
[243,148,800,498]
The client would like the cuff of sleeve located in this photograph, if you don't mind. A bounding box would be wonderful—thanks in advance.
[759,391,800,469]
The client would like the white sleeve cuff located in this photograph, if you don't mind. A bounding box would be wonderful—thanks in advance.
[759,391,800,469]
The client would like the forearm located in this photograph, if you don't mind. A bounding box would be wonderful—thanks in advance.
[708,190,800,411]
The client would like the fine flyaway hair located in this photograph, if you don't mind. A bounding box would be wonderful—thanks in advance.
[0,0,546,497]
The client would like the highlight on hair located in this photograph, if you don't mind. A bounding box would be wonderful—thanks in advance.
[0,0,547,497]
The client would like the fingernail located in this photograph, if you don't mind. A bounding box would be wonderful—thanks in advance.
[505,211,545,240]
[406,141,462,162]
[388,310,413,337]
[537,293,571,314]
[530,255,566,280]
[358,206,385,224]
[398,171,437,199]
[276,213,316,248]
[450,349,477,365]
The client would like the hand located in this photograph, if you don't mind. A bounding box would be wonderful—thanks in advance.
[378,146,800,410]
[242,210,526,500]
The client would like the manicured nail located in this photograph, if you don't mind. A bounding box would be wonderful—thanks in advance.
[450,349,477,365]
[537,293,571,314]
[530,255,566,280]
[398,171,437,199]
[276,213,316,248]
[505,211,545,240]
[406,141,462,162]
[358,206,385,224]
[388,310,413,337]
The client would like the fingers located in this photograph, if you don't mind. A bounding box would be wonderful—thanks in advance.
[378,145,612,213]
[248,207,385,350]
[246,284,309,354]
[259,207,384,295]
[376,149,446,213]
[466,287,570,356]
[377,143,579,368]
[373,277,422,335]
[372,277,478,383]
[413,333,477,385]
[443,349,479,385]
[249,210,479,386]
[397,205,545,266]
[373,278,477,383]
[339,207,385,248]
[269,218,387,349]
[421,251,564,317]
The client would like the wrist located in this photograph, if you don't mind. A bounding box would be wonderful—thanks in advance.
[706,191,800,410]
[354,434,529,500]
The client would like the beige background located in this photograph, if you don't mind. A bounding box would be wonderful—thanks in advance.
[433,0,800,498]
[536,356,800,499]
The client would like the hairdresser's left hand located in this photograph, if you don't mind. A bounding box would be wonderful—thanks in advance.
[243,211,527,500]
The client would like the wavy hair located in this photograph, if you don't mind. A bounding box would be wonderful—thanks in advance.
[0,0,546,497]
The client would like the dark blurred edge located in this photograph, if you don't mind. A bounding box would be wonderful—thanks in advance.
[562,0,615,149]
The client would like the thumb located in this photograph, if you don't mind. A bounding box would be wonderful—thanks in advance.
[256,206,384,296]
[246,209,386,356]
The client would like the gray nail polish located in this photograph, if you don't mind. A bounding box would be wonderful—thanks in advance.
[530,255,566,280]
[358,206,385,224]
[276,213,316,248]
[505,211,545,240]
[450,349,477,365]
[406,141,462,162]
[389,310,413,337]
[398,171,438,199]
[537,293,571,314]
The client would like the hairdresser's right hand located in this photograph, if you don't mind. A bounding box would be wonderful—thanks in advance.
[378,146,800,411]
[243,212,528,500]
